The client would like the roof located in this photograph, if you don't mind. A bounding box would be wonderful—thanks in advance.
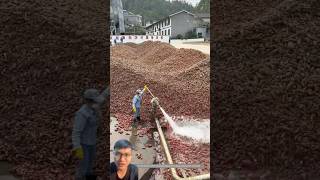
[195,13,210,18]
[146,10,194,28]
[169,10,194,17]
[123,10,142,17]
[125,14,142,18]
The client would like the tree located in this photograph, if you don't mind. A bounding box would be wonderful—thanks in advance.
[194,0,210,13]
[121,0,194,23]
[125,25,146,35]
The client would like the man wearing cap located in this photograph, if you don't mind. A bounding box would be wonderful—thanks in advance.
[132,85,148,126]
[110,139,138,180]
[72,87,109,180]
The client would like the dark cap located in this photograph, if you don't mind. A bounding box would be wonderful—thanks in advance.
[83,89,104,103]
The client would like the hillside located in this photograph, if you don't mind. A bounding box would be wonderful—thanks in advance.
[122,0,209,24]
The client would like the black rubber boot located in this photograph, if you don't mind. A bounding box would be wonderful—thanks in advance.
[132,118,137,127]
[137,117,141,127]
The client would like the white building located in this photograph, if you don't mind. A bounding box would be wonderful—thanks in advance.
[145,10,206,38]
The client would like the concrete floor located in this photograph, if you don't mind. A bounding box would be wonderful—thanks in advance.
[110,117,156,180]
[170,38,210,55]
[0,162,19,180]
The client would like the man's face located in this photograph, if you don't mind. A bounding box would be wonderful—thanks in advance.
[114,148,132,170]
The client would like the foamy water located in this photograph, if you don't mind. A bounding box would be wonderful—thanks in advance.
[160,107,210,143]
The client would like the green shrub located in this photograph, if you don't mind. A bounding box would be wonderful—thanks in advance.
[185,30,197,39]
[176,34,183,39]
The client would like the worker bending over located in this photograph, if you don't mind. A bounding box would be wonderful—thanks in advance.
[150,97,159,120]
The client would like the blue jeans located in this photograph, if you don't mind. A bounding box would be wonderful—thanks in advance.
[75,144,96,180]
[134,107,141,119]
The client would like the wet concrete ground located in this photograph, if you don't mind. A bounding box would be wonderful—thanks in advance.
[170,38,210,55]
[110,117,156,179]
[0,161,19,180]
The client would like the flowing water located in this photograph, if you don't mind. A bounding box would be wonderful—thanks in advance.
[160,107,210,143]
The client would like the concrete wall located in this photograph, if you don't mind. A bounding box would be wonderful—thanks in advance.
[111,35,169,45]
[171,13,198,38]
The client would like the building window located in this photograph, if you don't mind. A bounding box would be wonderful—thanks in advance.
[168,29,170,35]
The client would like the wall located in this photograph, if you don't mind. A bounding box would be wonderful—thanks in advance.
[146,17,171,36]
[111,35,169,45]
[171,12,198,38]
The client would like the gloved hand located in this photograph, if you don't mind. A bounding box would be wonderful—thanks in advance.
[143,85,148,91]
[132,106,136,113]
[73,147,84,160]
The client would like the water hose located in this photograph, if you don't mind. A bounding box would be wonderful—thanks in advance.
[146,87,210,179]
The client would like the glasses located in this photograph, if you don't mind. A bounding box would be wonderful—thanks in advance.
[114,152,132,160]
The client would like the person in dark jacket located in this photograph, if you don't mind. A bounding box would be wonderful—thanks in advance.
[110,139,138,180]
[72,87,109,180]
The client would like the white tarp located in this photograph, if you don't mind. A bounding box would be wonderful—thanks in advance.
[110,35,170,45]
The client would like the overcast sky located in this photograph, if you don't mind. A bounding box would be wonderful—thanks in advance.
[184,0,201,6]
[167,0,201,6]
